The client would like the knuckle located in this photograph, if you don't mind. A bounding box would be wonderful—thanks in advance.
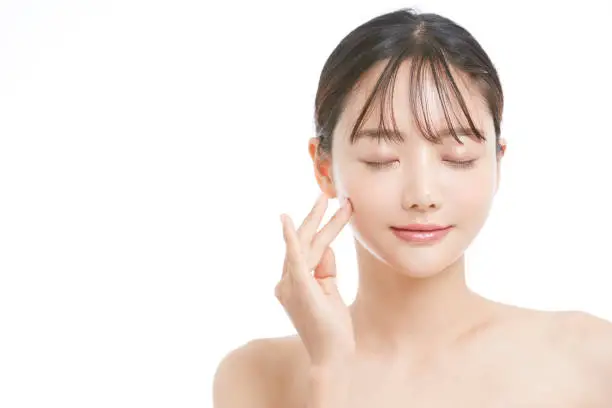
[275,279,292,302]
[274,282,284,301]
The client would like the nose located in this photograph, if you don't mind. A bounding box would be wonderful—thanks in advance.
[400,152,442,212]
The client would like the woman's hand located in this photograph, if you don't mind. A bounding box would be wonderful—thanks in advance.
[275,193,355,367]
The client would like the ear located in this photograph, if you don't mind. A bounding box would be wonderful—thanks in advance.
[495,137,507,192]
[308,137,337,198]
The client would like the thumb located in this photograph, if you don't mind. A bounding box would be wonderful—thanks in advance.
[314,247,340,296]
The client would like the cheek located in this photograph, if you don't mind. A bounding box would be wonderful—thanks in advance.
[334,169,399,234]
[339,171,397,210]
[451,168,497,215]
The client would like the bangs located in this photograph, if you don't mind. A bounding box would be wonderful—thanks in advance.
[348,45,488,146]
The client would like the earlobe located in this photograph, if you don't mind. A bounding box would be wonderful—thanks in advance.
[322,175,337,198]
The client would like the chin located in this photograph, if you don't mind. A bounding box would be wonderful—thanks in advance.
[391,253,462,278]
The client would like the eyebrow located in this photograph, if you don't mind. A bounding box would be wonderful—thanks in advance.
[352,126,486,144]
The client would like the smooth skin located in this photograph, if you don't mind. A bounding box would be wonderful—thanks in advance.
[213,60,612,408]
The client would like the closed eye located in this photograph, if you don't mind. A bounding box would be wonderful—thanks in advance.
[363,159,477,170]
[363,160,399,170]
[444,159,477,169]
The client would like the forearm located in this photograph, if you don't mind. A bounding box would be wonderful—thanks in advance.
[304,364,353,408]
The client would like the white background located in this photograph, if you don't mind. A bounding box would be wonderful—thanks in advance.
[1,0,611,407]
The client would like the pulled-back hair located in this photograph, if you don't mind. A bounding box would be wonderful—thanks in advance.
[314,8,504,155]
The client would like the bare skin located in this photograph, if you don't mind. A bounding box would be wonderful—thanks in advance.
[216,306,612,407]
[213,59,612,407]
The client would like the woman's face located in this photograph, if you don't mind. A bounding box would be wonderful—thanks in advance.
[317,60,504,277]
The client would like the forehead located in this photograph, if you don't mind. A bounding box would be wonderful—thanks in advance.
[336,58,493,141]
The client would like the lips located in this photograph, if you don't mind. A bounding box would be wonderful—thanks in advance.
[391,224,452,232]
[390,224,453,244]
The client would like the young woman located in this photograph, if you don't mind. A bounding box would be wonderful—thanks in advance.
[214,8,612,408]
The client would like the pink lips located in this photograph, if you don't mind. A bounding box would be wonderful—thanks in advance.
[390,224,453,244]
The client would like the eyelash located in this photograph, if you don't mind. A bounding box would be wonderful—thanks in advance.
[363,159,476,170]
[364,160,398,169]
[445,159,476,169]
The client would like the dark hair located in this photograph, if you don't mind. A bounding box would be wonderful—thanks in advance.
[314,8,504,156]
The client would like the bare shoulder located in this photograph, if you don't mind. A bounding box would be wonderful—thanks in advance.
[212,335,307,408]
[549,310,612,372]
[500,306,612,367]
[540,309,612,402]
[481,305,612,403]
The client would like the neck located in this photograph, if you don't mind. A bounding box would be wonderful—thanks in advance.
[349,240,496,359]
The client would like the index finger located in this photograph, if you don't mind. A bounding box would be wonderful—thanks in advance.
[310,197,353,259]
[296,193,329,245]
